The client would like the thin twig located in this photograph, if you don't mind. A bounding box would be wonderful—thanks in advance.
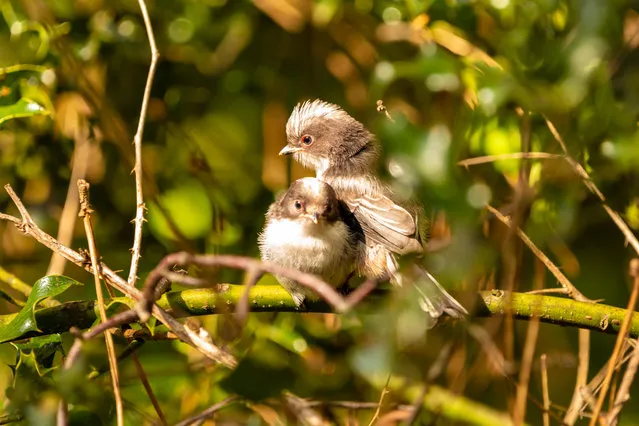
[403,342,455,425]
[467,324,512,375]
[128,0,159,286]
[174,396,239,426]
[368,375,391,426]
[589,259,639,426]
[376,99,395,122]
[76,179,124,426]
[458,152,562,167]
[234,266,263,325]
[139,253,353,320]
[2,184,237,368]
[565,329,591,424]
[572,342,634,421]
[540,354,550,426]
[608,338,639,425]
[486,204,591,302]
[0,212,20,225]
[513,260,544,425]
[57,309,139,426]
[131,352,167,425]
[545,118,639,256]
[344,278,380,309]
[526,288,568,295]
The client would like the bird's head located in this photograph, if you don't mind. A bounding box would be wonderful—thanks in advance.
[280,99,377,175]
[277,177,340,225]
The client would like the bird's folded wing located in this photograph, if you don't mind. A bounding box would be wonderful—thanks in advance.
[345,194,422,255]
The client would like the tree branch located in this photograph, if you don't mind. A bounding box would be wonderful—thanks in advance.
[3,288,639,342]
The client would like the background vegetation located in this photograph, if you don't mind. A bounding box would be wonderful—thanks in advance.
[2,0,639,424]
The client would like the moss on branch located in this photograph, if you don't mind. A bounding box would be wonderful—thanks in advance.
[1,286,638,341]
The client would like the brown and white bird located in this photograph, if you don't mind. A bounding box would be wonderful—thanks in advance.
[259,177,361,306]
[280,99,467,322]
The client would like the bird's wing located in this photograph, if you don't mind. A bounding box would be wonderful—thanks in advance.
[344,194,422,255]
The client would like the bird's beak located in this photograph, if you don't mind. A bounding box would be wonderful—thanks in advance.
[303,212,319,224]
[279,144,300,156]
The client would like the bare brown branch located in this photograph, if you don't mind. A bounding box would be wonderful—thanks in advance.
[128,0,160,286]
[76,179,123,426]
[1,184,237,368]
[486,204,591,302]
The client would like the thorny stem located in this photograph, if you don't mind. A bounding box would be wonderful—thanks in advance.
[1,184,237,368]
[128,0,159,287]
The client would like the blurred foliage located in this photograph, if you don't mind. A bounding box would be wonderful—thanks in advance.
[1,0,639,424]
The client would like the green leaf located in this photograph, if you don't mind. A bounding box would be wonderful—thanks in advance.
[0,97,50,125]
[12,334,63,369]
[6,349,57,406]
[0,276,83,343]
[0,65,54,125]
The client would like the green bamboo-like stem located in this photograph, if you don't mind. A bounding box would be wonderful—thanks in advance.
[402,384,518,426]
[1,286,638,341]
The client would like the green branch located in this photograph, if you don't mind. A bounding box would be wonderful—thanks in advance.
[402,384,518,426]
[477,289,639,337]
[1,286,638,342]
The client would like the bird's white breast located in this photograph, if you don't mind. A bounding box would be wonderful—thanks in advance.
[259,218,353,286]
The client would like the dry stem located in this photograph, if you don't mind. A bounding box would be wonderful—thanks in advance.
[589,259,639,425]
[131,352,167,425]
[540,354,550,426]
[2,183,237,368]
[128,0,159,286]
[174,396,240,426]
[545,119,639,256]
[457,152,562,167]
[513,260,544,425]
[486,204,591,302]
[76,179,123,426]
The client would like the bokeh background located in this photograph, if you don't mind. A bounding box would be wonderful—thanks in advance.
[2,0,639,424]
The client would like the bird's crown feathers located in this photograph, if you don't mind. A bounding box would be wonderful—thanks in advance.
[286,99,350,137]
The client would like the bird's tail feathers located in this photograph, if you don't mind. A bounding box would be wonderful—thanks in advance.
[386,254,467,323]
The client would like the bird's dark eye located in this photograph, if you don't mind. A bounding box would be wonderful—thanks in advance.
[301,135,313,145]
[294,200,303,210]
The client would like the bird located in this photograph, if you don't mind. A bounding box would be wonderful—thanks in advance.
[279,99,468,322]
[258,177,361,306]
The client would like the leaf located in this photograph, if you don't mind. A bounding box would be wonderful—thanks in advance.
[0,65,54,125]
[0,97,50,125]
[12,334,63,369]
[0,276,83,343]
[6,349,57,406]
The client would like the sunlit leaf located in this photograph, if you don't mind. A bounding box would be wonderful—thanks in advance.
[0,65,53,125]
[0,97,50,125]
[0,276,83,343]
